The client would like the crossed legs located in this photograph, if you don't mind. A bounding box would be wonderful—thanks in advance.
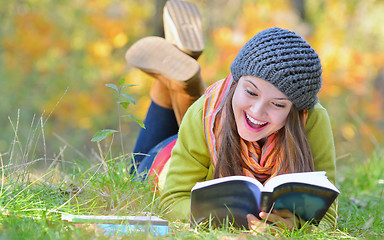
[126,0,205,170]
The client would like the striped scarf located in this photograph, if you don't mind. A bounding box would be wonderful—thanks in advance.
[203,74,289,183]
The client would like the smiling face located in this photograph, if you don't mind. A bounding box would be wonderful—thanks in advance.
[232,75,293,143]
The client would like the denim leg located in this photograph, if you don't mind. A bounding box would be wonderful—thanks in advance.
[131,101,178,170]
[136,134,178,176]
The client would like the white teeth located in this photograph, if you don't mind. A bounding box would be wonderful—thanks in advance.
[246,113,267,125]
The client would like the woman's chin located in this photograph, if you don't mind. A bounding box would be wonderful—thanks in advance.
[238,129,263,142]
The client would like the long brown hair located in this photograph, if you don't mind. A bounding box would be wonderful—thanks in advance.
[213,83,314,179]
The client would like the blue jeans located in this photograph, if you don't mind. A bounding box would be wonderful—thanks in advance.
[131,101,179,174]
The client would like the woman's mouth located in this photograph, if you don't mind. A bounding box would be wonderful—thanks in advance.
[245,112,268,131]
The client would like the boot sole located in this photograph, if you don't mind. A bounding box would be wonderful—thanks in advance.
[163,0,204,59]
[125,36,200,82]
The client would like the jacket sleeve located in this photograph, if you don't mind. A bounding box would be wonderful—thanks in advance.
[159,97,212,221]
[305,103,338,230]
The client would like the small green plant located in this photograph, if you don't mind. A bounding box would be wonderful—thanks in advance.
[91,78,145,155]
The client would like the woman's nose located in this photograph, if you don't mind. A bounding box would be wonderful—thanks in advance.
[250,100,266,115]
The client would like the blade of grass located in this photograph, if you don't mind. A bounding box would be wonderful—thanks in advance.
[3,169,55,209]
[47,162,104,215]
[0,152,4,197]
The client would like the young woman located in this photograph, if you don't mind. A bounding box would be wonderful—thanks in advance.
[125,3,336,232]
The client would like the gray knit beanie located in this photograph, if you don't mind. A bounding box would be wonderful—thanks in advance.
[230,27,322,110]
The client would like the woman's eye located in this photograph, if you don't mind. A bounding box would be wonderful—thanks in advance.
[246,89,257,96]
[273,102,285,108]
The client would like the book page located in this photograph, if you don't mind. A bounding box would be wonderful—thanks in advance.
[263,171,339,193]
[192,175,264,191]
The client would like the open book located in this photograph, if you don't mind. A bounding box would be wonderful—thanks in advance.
[190,171,339,228]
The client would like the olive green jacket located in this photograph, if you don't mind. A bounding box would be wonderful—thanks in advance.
[158,96,337,229]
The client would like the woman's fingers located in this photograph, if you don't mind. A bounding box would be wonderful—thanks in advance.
[259,211,282,223]
[259,210,300,230]
[247,214,267,232]
[248,209,301,235]
[248,213,283,235]
[272,209,295,218]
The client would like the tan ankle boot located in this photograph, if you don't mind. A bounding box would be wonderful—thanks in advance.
[163,0,205,60]
[125,37,206,125]
[157,71,206,125]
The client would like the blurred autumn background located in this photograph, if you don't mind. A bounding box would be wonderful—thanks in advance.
[1,0,384,170]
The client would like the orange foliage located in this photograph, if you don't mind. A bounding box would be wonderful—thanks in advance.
[2,13,68,73]
[43,83,113,130]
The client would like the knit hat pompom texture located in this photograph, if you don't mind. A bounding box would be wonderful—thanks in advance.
[230,27,322,110]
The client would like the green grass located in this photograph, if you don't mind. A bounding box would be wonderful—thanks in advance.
[337,150,384,239]
[1,136,383,239]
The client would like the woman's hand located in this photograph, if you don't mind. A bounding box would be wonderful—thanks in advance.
[246,213,269,233]
[247,209,301,234]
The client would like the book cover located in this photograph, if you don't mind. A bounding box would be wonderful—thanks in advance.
[190,171,339,229]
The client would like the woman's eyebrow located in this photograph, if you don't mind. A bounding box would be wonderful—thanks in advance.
[245,80,289,100]
[274,97,290,100]
[246,80,258,90]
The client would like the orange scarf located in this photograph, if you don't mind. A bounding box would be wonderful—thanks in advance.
[203,74,296,183]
